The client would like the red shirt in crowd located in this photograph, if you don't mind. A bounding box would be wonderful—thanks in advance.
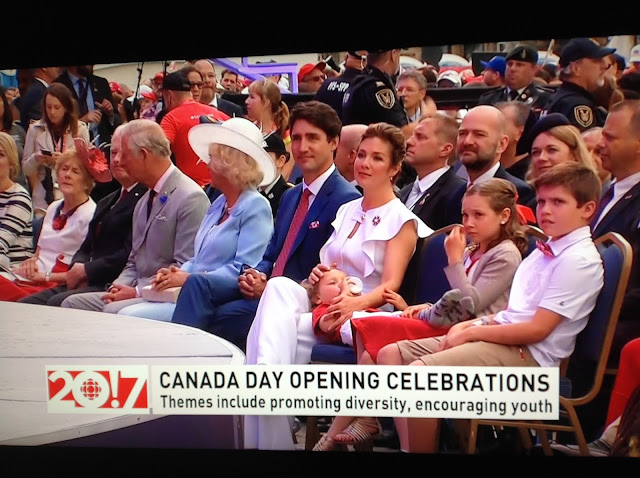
[160,99,230,187]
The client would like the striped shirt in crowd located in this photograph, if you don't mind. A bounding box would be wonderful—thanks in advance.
[0,183,34,267]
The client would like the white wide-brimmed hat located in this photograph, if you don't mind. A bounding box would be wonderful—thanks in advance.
[188,117,277,187]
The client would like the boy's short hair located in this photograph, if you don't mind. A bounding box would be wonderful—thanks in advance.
[532,162,601,207]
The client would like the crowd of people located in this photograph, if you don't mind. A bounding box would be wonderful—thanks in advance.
[1,37,640,457]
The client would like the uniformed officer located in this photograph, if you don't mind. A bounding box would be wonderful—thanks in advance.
[314,51,366,121]
[478,45,552,113]
[341,48,408,128]
[260,132,293,219]
[541,38,615,132]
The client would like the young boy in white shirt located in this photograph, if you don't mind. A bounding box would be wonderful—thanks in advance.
[375,162,605,453]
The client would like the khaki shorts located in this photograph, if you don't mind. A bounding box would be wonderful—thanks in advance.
[397,335,539,367]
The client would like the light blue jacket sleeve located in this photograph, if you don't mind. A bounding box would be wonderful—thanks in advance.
[197,191,274,290]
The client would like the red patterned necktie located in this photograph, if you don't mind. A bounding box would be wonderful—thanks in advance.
[271,188,312,277]
[536,240,555,258]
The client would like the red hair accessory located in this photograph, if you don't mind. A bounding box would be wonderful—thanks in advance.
[74,137,113,183]
[513,191,536,225]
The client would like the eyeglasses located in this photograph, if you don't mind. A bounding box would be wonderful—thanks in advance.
[190,82,204,89]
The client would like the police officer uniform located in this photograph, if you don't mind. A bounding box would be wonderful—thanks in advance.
[540,82,606,131]
[315,52,364,121]
[478,45,552,112]
[341,64,408,128]
[540,38,615,132]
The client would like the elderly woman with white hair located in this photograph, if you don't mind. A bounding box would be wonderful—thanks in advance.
[116,118,276,345]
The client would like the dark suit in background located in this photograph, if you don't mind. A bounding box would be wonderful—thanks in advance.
[261,175,293,219]
[19,78,48,131]
[568,180,640,441]
[216,95,244,118]
[55,69,123,202]
[398,168,466,303]
[18,183,148,306]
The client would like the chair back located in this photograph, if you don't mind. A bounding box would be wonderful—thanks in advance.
[568,232,632,404]
[415,224,460,304]
[523,225,548,258]
[32,215,44,252]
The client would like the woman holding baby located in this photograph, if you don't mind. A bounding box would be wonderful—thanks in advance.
[243,122,431,450]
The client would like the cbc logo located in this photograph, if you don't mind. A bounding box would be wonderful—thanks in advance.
[47,366,150,414]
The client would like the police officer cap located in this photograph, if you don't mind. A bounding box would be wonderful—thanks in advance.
[263,131,290,160]
[559,38,616,67]
[366,47,402,54]
[522,113,571,154]
[506,45,538,64]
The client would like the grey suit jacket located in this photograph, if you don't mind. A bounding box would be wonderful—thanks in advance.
[443,239,522,317]
[114,166,210,289]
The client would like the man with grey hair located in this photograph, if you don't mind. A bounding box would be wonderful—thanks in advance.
[495,101,535,180]
[396,69,429,124]
[61,119,210,313]
[541,38,615,131]
[19,125,147,306]
[454,105,535,206]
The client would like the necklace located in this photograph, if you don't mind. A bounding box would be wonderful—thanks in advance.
[52,198,89,231]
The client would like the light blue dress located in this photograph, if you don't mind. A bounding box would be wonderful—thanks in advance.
[117,188,274,321]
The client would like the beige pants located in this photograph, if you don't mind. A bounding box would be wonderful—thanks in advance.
[397,335,539,367]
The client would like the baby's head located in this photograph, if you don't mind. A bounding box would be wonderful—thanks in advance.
[310,268,348,306]
[302,267,364,308]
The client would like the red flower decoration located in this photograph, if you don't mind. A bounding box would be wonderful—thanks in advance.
[74,138,113,183]
[52,213,68,231]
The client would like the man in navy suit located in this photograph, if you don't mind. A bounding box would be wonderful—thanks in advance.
[18,126,147,306]
[454,105,535,207]
[19,67,60,131]
[398,113,466,303]
[172,101,361,350]
[567,100,640,443]
[591,100,640,360]
[55,65,124,202]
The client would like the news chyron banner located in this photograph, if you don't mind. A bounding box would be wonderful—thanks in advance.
[46,365,559,420]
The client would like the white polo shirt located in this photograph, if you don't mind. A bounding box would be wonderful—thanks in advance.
[492,226,604,367]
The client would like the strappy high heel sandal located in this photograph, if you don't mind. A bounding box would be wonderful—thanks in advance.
[333,417,382,445]
[312,433,347,452]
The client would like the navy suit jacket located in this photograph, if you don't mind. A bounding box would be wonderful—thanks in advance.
[20,79,48,131]
[256,168,361,283]
[399,167,466,230]
[216,96,244,118]
[71,183,147,286]
[494,164,535,207]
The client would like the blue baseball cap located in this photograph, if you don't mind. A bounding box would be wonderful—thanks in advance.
[481,56,507,77]
[559,38,616,67]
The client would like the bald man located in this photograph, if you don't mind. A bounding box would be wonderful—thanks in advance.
[454,105,534,206]
[334,124,367,187]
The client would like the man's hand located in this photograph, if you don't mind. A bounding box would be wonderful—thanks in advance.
[101,284,137,304]
[438,320,476,351]
[238,268,267,299]
[66,263,87,290]
[81,110,102,124]
[98,99,114,118]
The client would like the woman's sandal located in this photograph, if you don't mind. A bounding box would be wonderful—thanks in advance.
[333,417,382,444]
[312,433,348,452]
